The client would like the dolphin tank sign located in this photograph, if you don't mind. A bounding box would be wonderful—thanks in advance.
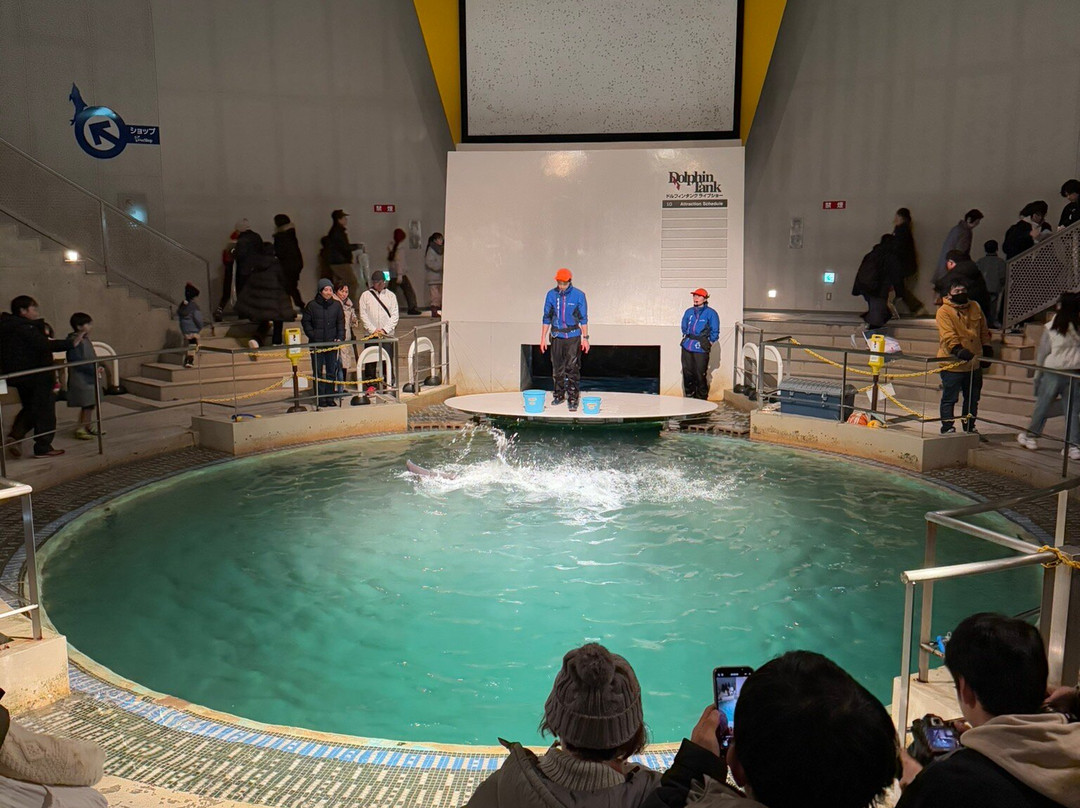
[68,83,160,160]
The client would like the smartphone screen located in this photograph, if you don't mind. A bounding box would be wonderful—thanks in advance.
[713,666,753,749]
[925,726,960,752]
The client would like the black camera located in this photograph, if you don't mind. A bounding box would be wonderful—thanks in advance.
[908,714,961,766]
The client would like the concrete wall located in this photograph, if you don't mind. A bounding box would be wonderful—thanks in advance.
[745,0,1080,313]
[0,0,452,310]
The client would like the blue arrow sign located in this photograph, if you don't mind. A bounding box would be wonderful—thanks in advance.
[69,83,160,159]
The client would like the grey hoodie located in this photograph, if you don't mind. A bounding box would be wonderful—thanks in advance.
[960,713,1080,808]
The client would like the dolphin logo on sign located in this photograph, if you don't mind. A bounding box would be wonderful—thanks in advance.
[69,83,160,160]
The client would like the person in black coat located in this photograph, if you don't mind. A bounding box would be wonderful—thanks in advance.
[301,278,345,407]
[936,250,992,320]
[236,242,296,348]
[891,207,927,316]
[852,235,900,329]
[0,295,82,457]
[1059,179,1080,229]
[232,219,264,296]
[273,214,305,309]
[322,209,360,306]
[1003,201,1051,259]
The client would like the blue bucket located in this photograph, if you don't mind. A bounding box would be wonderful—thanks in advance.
[581,395,602,414]
[522,389,546,414]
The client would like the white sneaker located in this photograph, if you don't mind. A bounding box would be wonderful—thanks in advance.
[1017,433,1038,450]
[1068,446,1080,461]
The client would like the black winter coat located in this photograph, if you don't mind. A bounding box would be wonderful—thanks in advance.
[852,245,898,297]
[234,229,264,275]
[273,224,304,279]
[323,223,357,265]
[302,295,345,343]
[235,254,297,322]
[0,312,72,376]
[892,222,918,277]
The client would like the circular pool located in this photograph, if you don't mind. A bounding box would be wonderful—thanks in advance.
[40,428,1039,745]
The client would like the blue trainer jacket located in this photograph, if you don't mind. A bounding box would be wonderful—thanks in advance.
[680,304,720,353]
[542,284,589,338]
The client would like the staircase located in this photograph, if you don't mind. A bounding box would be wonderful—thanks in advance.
[0,219,176,367]
[741,315,1041,427]
[116,315,445,408]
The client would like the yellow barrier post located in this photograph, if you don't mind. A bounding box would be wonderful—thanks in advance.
[285,326,306,413]
[867,333,886,413]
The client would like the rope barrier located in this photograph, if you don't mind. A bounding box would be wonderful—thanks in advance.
[1036,545,1080,571]
[199,373,386,403]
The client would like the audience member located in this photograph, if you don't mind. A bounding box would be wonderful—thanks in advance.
[1003,202,1052,259]
[465,642,659,808]
[976,240,1007,328]
[178,282,203,368]
[642,651,897,808]
[358,270,399,390]
[936,279,990,434]
[66,312,102,440]
[236,242,296,350]
[1017,291,1080,456]
[323,210,360,306]
[1059,180,1080,229]
[387,227,422,315]
[936,250,992,320]
[273,213,305,309]
[232,218,264,298]
[0,295,82,458]
[301,278,345,407]
[0,695,107,807]
[897,613,1080,808]
[425,231,444,316]
[334,280,359,391]
[852,234,900,329]
[214,226,238,321]
[936,209,983,275]
[891,208,927,316]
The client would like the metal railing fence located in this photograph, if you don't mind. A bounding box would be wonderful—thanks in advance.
[895,477,1079,737]
[0,135,211,310]
[1004,219,1080,330]
[0,479,40,640]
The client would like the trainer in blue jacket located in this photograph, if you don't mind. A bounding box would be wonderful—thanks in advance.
[680,288,720,399]
[540,268,589,411]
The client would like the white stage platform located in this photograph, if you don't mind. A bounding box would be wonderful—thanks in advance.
[445,392,717,424]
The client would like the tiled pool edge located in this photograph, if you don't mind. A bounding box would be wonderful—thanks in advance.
[1,427,1070,806]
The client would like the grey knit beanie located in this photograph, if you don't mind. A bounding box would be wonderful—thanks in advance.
[543,643,643,750]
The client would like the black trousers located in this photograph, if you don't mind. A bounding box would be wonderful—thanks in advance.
[389,276,419,312]
[10,376,58,454]
[681,349,709,399]
[940,369,983,431]
[550,336,581,403]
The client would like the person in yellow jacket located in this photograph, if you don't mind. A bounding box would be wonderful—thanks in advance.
[936,279,991,434]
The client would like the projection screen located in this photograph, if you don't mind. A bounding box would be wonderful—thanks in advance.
[461,0,743,142]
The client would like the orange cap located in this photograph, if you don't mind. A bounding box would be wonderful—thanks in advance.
[692,288,709,297]
[554,268,572,282]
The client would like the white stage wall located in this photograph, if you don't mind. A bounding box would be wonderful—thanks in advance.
[443,146,745,397]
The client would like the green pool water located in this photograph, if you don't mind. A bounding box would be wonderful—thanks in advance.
[41,428,1040,745]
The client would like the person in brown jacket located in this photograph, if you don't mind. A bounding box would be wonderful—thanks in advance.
[936,279,991,434]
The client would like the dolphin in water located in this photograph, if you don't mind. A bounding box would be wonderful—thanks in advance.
[406,460,450,479]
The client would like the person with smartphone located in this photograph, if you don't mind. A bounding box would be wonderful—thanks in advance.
[642,651,897,808]
[465,642,659,808]
[897,613,1080,808]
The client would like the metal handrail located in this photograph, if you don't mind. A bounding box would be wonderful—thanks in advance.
[895,475,1080,738]
[0,135,212,311]
[1003,218,1080,329]
[0,478,40,640]
[405,320,450,393]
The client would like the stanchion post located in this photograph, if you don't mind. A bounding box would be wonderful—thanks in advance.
[93,358,104,455]
[284,327,306,413]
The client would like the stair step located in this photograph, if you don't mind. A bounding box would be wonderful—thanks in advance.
[140,359,296,382]
[121,373,296,402]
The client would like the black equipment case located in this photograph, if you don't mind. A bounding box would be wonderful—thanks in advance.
[776,377,856,421]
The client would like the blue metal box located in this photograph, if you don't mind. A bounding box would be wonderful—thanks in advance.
[776,377,856,421]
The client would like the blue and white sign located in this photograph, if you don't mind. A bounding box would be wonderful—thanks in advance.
[68,83,160,160]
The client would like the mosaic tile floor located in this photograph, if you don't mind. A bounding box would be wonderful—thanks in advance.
[0,412,1074,807]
